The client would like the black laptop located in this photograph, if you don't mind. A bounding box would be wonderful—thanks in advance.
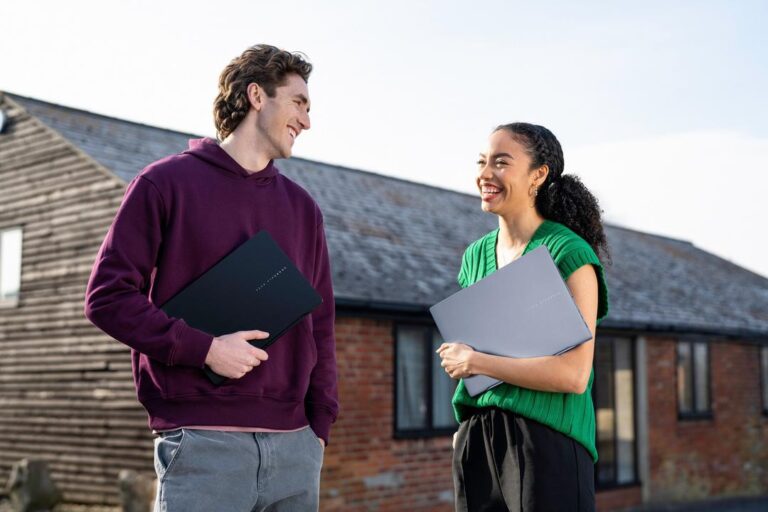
[160,230,323,385]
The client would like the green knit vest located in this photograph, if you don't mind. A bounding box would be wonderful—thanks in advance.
[452,220,609,462]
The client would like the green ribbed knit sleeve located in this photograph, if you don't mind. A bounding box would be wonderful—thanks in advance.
[523,222,609,323]
[457,248,470,289]
[550,238,610,324]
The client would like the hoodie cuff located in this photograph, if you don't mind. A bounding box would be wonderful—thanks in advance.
[170,321,214,368]
[308,407,336,446]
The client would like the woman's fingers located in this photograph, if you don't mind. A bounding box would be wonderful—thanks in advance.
[436,342,463,354]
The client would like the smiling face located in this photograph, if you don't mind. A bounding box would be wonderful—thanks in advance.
[253,73,311,159]
[476,129,547,217]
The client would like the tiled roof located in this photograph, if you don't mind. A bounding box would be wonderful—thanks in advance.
[7,93,768,338]
[6,94,195,182]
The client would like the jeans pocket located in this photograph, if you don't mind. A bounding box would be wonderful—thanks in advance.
[301,427,325,458]
[154,429,187,481]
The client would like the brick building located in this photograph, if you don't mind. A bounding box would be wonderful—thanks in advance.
[0,92,766,510]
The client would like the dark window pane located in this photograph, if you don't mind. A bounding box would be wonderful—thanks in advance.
[431,330,457,428]
[396,327,427,429]
[594,341,615,484]
[614,338,635,484]
[677,343,693,414]
[762,347,768,412]
[693,342,709,413]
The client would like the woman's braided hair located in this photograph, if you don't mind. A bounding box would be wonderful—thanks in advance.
[495,122,610,262]
[213,44,312,140]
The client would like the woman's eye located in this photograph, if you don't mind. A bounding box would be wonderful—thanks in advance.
[476,160,486,167]
[495,160,507,167]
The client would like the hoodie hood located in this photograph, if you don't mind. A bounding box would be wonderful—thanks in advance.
[183,137,279,183]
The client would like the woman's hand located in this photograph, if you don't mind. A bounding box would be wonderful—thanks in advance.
[436,342,476,379]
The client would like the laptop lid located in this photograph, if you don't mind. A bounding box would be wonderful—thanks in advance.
[161,230,323,384]
[430,245,592,397]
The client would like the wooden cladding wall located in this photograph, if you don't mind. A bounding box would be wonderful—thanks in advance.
[0,96,153,507]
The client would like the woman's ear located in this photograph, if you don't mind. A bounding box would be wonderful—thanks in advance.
[534,164,549,186]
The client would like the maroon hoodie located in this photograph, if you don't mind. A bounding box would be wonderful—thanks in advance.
[84,138,338,443]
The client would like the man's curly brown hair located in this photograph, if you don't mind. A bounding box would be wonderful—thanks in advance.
[213,44,312,140]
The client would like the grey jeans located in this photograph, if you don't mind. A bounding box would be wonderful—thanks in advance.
[153,427,324,512]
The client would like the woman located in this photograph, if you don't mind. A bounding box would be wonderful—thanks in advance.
[437,122,610,512]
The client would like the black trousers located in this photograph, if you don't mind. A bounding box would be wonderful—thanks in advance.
[452,407,595,512]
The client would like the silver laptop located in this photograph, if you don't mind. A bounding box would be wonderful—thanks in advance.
[430,245,593,397]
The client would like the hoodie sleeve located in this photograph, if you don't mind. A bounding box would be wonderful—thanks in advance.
[84,176,214,367]
[305,218,339,445]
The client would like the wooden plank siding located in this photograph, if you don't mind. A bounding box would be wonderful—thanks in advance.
[0,95,152,507]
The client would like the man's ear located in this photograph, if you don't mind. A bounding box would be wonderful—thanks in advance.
[247,83,264,112]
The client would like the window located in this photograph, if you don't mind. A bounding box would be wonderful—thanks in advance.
[0,227,22,305]
[677,340,711,418]
[594,336,637,487]
[395,324,457,437]
[761,346,768,415]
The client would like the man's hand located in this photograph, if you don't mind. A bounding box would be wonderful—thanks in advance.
[436,342,476,379]
[204,330,270,379]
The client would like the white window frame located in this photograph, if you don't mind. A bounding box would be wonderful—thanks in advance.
[0,226,23,307]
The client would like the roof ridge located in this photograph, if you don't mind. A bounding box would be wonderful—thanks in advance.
[3,91,205,140]
[1,91,126,187]
[604,223,693,245]
[286,156,487,200]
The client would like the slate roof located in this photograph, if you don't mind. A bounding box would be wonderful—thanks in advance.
[5,92,768,340]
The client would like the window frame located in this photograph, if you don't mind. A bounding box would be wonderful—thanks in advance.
[593,334,640,490]
[676,338,713,420]
[0,226,23,308]
[393,321,457,439]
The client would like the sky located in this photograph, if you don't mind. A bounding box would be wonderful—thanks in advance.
[2,0,767,277]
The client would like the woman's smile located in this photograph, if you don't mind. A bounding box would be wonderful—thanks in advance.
[480,183,503,202]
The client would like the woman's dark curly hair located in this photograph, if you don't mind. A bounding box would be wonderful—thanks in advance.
[495,122,610,263]
[213,44,312,140]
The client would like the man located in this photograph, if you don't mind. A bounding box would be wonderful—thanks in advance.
[84,45,338,512]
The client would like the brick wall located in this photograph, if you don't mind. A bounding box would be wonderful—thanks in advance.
[596,486,642,511]
[321,321,768,510]
[320,316,454,511]
[646,336,768,503]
